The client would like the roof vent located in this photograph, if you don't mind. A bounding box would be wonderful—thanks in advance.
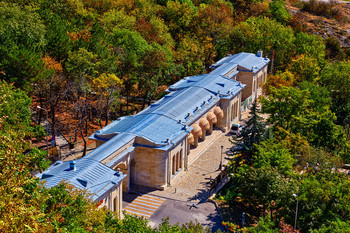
[70,161,76,171]
[55,160,62,165]
[77,178,90,187]
[178,119,182,123]
[257,50,263,57]
[42,173,54,179]
[115,168,121,177]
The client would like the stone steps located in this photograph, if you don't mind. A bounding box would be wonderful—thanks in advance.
[124,194,165,219]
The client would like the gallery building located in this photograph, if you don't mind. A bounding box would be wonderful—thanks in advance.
[36,52,269,216]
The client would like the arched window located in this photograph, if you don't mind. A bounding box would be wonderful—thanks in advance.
[231,104,234,121]
[114,196,118,213]
[180,150,183,169]
[172,156,176,175]
[176,152,179,171]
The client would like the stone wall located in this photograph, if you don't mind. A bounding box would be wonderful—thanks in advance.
[132,147,168,189]
[97,181,123,218]
[168,138,187,186]
[237,71,254,101]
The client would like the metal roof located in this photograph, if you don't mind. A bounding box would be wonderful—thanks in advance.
[91,114,188,148]
[91,73,244,148]
[86,133,136,162]
[89,52,268,152]
[210,52,270,73]
[209,62,237,76]
[36,158,126,201]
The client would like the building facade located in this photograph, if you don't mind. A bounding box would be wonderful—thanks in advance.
[37,52,269,215]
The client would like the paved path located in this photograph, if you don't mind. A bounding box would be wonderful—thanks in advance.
[124,194,166,219]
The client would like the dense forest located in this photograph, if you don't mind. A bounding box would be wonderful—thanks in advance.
[0,0,349,232]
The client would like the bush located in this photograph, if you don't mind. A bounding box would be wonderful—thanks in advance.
[300,0,341,19]
[31,124,47,140]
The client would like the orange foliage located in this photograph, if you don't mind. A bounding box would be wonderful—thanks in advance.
[135,17,157,43]
[262,72,294,95]
[43,56,63,73]
[279,217,300,233]
[67,30,91,42]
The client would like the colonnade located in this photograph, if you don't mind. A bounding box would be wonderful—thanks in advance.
[188,106,224,149]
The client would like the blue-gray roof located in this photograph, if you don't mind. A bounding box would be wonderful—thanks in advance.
[210,52,270,73]
[90,114,188,148]
[85,133,136,161]
[209,62,238,78]
[90,73,244,147]
[36,158,126,201]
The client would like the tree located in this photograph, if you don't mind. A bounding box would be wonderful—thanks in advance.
[228,102,266,167]
[0,2,46,89]
[289,55,321,84]
[100,9,136,33]
[254,139,296,175]
[163,0,198,41]
[262,70,294,95]
[230,17,295,72]
[65,48,101,155]
[196,1,235,60]
[236,166,297,219]
[0,80,32,132]
[280,172,350,232]
[320,61,350,125]
[108,28,149,110]
[269,0,291,25]
[261,86,310,130]
[294,32,325,67]
[92,73,123,126]
[40,12,73,61]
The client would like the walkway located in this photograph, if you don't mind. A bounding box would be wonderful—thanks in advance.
[124,194,166,218]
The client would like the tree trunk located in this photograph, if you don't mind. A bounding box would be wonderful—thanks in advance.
[142,93,147,110]
[270,207,273,220]
[104,96,110,127]
[80,129,87,157]
[38,92,43,124]
[50,83,56,140]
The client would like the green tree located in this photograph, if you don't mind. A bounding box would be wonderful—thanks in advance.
[0,80,32,132]
[261,86,310,130]
[294,32,325,67]
[236,166,297,219]
[280,172,350,232]
[109,28,150,110]
[320,61,350,125]
[41,12,73,61]
[269,0,290,25]
[230,17,295,72]
[0,2,46,88]
[254,139,296,175]
[228,102,266,167]
[289,55,321,84]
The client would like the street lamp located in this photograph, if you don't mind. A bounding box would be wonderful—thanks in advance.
[293,193,299,231]
[219,145,224,170]
[37,106,48,155]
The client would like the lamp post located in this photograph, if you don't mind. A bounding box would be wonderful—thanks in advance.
[293,193,299,231]
[219,145,224,170]
[37,106,49,155]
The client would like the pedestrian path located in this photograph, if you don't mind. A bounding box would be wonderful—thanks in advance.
[124,194,166,218]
